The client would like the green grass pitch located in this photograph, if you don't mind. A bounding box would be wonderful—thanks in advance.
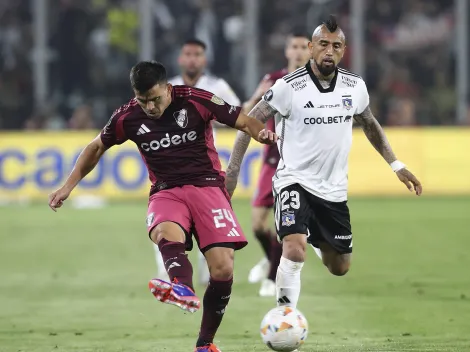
[1,197,469,352]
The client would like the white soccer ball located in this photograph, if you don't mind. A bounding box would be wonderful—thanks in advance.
[260,306,308,351]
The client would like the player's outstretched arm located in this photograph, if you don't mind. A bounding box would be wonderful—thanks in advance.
[354,106,422,196]
[48,136,108,211]
[225,100,279,197]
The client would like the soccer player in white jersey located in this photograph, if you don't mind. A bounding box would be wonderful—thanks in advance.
[225,15,423,310]
[168,38,240,106]
[154,38,241,286]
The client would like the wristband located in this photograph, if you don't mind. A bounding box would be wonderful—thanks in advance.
[390,160,406,172]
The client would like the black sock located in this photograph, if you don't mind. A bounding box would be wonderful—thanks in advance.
[254,229,272,260]
[158,238,194,290]
[196,277,233,347]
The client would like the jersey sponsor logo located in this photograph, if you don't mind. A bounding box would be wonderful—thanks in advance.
[211,95,225,105]
[334,234,352,240]
[146,212,155,227]
[173,109,189,128]
[341,76,357,87]
[264,89,273,102]
[281,211,296,227]
[317,104,341,109]
[304,115,353,125]
[342,96,353,110]
[140,131,197,152]
[291,77,307,91]
[304,101,314,108]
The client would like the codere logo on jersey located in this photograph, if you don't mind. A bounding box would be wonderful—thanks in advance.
[140,131,197,152]
[304,115,352,125]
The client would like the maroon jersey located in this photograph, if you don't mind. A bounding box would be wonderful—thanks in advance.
[261,69,287,167]
[100,86,242,195]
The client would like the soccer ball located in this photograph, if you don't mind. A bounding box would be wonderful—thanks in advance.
[260,306,308,351]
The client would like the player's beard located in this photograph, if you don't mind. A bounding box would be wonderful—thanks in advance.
[185,69,201,80]
[315,59,336,77]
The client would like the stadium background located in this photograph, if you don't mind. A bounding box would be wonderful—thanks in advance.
[1,1,470,352]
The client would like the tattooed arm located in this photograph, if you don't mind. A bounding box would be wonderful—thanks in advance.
[225,100,279,197]
[354,106,423,195]
[353,106,397,163]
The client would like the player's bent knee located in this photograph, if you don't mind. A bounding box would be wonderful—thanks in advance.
[149,222,185,245]
[282,234,307,262]
[204,246,235,280]
[326,254,351,276]
[327,264,350,276]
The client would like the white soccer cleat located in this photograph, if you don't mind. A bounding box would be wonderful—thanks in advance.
[248,257,270,283]
[259,279,276,297]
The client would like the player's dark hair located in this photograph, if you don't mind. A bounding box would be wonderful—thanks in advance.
[130,61,167,93]
[323,14,339,33]
[183,38,207,50]
[289,30,310,41]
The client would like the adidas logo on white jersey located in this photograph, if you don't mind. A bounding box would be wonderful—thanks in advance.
[304,101,314,108]
[137,124,150,135]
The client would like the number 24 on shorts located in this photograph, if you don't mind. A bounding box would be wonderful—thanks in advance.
[212,209,237,228]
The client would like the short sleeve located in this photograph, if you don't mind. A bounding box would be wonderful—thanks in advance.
[262,79,292,116]
[355,80,370,115]
[190,89,242,128]
[214,79,241,106]
[100,111,129,147]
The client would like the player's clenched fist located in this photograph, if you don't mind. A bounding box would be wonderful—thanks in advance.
[258,129,279,145]
[48,187,71,212]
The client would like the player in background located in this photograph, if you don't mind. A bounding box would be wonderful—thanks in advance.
[48,61,277,352]
[154,38,241,286]
[241,33,311,297]
[225,16,422,311]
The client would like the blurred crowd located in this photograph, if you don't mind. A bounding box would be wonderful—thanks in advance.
[0,0,467,130]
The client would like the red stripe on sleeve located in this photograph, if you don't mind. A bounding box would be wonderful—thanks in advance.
[115,113,127,141]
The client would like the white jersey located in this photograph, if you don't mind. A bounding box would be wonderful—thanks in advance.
[264,64,369,202]
[169,74,241,106]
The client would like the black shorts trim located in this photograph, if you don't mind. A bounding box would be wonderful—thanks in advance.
[201,242,236,253]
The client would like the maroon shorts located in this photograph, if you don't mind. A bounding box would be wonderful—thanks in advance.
[252,163,276,208]
[147,185,247,251]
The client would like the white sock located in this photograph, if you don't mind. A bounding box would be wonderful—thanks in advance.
[276,256,304,308]
[312,245,323,260]
[198,251,210,283]
[154,243,166,274]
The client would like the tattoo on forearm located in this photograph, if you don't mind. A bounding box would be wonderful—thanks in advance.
[226,101,278,180]
[353,106,396,163]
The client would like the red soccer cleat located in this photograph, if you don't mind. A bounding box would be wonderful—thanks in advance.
[148,278,200,313]
[194,343,222,352]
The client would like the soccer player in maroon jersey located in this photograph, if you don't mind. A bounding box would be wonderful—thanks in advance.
[239,32,310,297]
[48,61,277,352]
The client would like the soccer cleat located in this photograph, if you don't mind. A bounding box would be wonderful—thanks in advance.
[248,257,270,283]
[148,278,200,313]
[194,343,221,352]
[259,278,276,297]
